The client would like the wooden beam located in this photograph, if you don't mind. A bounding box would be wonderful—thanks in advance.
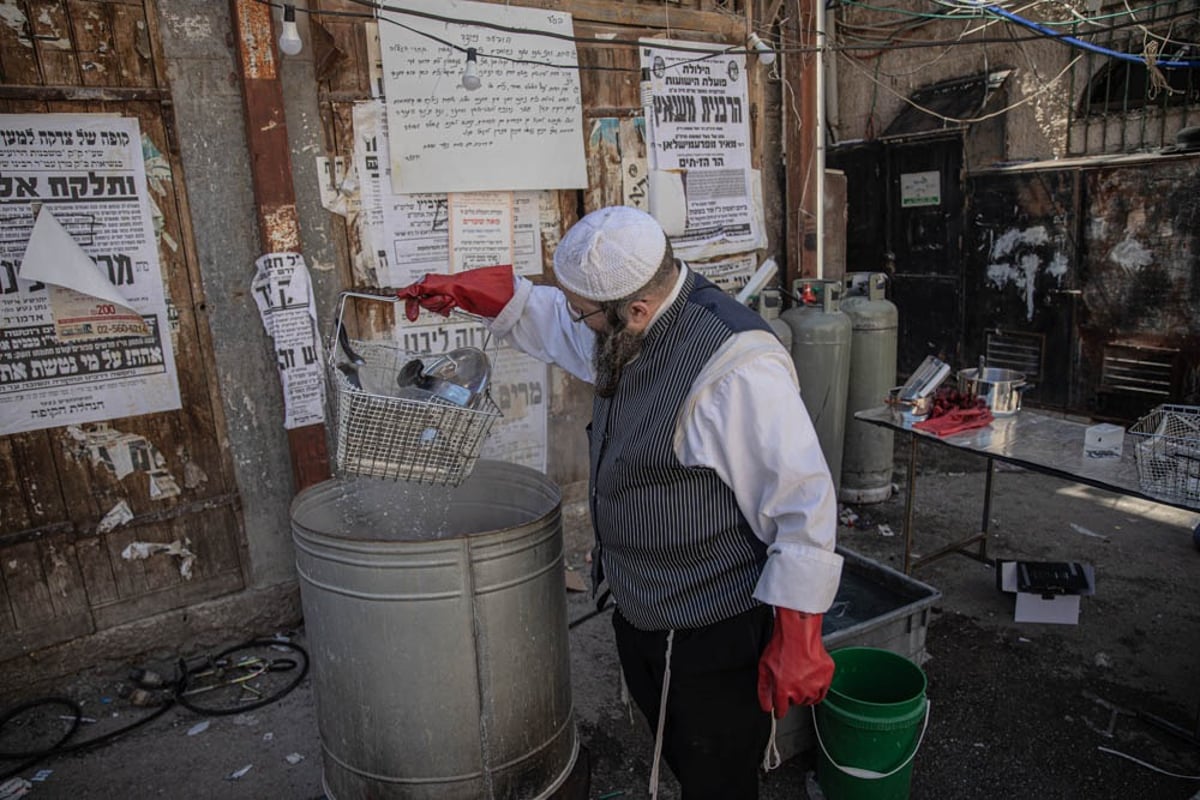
[230,0,330,492]
[783,0,818,285]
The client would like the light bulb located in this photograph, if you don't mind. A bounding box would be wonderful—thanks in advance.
[462,47,481,91]
[278,5,302,57]
[747,32,775,66]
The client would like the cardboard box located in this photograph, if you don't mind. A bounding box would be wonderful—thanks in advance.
[1084,423,1125,459]
[997,560,1095,625]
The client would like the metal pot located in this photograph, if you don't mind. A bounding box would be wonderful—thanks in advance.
[956,367,1029,416]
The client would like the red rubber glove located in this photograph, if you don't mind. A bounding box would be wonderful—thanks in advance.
[913,406,993,437]
[757,608,834,718]
[396,264,514,322]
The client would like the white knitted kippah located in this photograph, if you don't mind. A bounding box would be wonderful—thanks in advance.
[552,206,667,302]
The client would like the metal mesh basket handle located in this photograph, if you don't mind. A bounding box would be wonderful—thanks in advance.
[327,290,502,486]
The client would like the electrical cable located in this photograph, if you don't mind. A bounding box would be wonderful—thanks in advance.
[968,1,1200,68]
[1097,745,1200,779]
[831,4,1200,55]
[837,47,1081,126]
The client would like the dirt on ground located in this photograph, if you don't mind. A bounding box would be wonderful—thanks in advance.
[2,447,1199,799]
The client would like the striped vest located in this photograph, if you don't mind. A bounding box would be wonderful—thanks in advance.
[588,270,772,631]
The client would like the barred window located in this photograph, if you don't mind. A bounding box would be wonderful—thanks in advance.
[1068,0,1200,154]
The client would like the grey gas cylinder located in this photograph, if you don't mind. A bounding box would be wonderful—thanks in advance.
[781,280,853,495]
[290,461,578,799]
[840,273,899,504]
[758,287,792,350]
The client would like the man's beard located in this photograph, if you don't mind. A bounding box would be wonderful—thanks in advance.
[593,323,644,399]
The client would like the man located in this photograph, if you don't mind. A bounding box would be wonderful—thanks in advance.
[399,206,842,800]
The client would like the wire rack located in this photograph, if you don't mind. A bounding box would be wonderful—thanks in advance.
[1128,404,1200,505]
[328,292,501,486]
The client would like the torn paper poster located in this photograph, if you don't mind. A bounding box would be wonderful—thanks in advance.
[0,113,182,436]
[67,424,182,498]
[97,500,134,533]
[620,118,649,212]
[252,253,325,430]
[638,42,764,260]
[148,467,180,499]
[20,208,151,340]
[512,191,545,277]
[316,155,357,217]
[121,538,195,580]
[690,252,758,296]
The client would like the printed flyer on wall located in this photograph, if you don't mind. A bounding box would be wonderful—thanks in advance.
[0,113,181,436]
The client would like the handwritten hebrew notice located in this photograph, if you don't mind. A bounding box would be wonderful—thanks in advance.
[252,253,325,430]
[379,0,587,193]
[0,113,181,436]
[353,100,546,284]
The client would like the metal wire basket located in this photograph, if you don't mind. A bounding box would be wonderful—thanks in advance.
[1128,404,1200,504]
[328,292,501,486]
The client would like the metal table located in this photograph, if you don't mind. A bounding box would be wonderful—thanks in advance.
[854,405,1199,574]
[856,404,1200,744]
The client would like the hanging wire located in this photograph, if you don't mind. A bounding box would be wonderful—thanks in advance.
[255,0,1200,65]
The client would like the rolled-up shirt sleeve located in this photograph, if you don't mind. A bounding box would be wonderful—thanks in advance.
[676,332,843,614]
[488,277,596,383]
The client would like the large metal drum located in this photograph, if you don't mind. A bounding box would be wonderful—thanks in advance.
[290,460,578,800]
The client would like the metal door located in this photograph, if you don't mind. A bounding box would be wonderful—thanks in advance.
[963,168,1079,411]
[887,136,965,376]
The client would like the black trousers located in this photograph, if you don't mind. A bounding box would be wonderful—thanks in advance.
[612,604,773,800]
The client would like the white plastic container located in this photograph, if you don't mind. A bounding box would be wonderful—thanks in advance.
[1084,423,1124,459]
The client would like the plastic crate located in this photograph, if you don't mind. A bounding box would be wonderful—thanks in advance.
[1128,404,1200,505]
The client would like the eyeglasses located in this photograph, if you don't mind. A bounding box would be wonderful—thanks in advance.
[567,303,604,324]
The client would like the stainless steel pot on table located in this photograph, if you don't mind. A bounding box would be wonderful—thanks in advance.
[956,367,1029,416]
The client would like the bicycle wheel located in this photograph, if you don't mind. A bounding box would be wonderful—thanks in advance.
[175,639,309,716]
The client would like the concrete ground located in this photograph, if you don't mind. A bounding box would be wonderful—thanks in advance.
[2,446,1200,799]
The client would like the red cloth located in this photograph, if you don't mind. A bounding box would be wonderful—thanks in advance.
[396,264,514,322]
[913,406,994,437]
[757,608,834,718]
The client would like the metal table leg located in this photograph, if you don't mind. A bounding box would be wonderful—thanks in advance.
[902,433,918,575]
[978,456,994,562]
[904,436,992,575]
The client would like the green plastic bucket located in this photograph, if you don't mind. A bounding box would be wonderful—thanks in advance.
[814,647,929,800]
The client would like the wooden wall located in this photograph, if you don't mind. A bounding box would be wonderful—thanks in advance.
[0,0,245,663]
